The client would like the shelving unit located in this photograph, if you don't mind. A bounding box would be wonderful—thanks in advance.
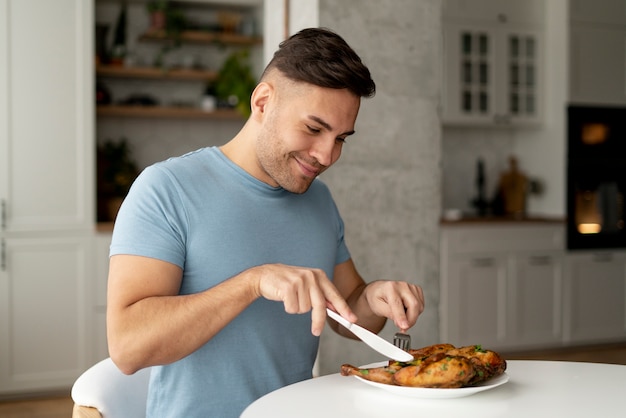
[96,64,218,81]
[97,104,243,119]
[95,0,263,223]
[95,29,261,121]
[138,28,262,46]
[96,63,245,119]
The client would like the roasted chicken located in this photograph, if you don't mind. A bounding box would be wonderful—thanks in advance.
[340,343,506,388]
[445,344,507,385]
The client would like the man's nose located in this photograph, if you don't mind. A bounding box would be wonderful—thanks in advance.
[309,136,336,167]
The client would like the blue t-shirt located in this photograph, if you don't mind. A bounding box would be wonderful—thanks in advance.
[110,147,351,418]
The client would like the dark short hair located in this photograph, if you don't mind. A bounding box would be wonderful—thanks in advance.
[261,28,376,98]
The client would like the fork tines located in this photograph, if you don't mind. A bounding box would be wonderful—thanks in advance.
[393,332,411,351]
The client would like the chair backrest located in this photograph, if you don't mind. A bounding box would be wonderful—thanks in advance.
[71,357,151,418]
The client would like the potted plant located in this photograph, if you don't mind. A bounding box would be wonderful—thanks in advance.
[97,138,139,221]
[146,0,169,30]
[146,1,187,69]
[214,49,257,117]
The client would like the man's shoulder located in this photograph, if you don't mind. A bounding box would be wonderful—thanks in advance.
[145,147,221,177]
[156,147,215,168]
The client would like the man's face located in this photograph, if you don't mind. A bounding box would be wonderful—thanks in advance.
[255,82,360,194]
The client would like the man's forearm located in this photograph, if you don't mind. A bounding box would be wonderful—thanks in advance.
[108,270,259,374]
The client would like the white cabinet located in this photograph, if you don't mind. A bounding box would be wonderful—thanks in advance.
[92,232,112,363]
[440,223,564,350]
[0,236,92,394]
[0,0,94,234]
[443,252,508,348]
[508,251,563,347]
[570,0,626,26]
[441,223,626,351]
[442,0,544,126]
[569,0,626,105]
[563,251,626,344]
[0,0,94,395]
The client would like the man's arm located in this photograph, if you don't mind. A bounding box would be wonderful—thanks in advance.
[106,254,259,374]
[107,254,356,374]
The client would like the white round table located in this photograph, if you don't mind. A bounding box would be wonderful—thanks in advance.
[241,360,626,417]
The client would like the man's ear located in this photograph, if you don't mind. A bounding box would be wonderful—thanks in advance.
[250,81,272,120]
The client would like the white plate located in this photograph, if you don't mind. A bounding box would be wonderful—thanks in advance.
[353,362,509,399]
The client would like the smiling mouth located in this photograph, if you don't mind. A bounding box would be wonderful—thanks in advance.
[295,157,321,178]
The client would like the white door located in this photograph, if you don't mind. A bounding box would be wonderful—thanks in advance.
[444,253,508,348]
[564,252,626,344]
[570,24,626,106]
[0,0,94,233]
[509,251,562,348]
[0,0,94,394]
[0,237,90,393]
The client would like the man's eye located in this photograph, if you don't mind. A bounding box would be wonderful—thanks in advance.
[307,125,321,134]
[336,137,347,144]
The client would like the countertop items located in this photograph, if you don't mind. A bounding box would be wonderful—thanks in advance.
[241,360,626,418]
[495,156,528,217]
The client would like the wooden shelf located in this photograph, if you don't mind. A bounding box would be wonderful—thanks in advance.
[139,29,262,46]
[97,105,244,119]
[96,65,218,81]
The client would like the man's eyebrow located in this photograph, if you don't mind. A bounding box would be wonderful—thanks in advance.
[308,115,356,136]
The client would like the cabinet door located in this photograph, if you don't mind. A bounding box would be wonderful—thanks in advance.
[564,252,626,344]
[0,0,94,233]
[498,28,542,125]
[569,25,626,106]
[570,0,626,25]
[442,23,497,125]
[0,237,90,394]
[443,254,508,348]
[442,23,542,126]
[92,233,112,363]
[509,251,562,348]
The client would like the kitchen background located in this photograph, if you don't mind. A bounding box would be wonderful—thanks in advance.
[1,0,625,400]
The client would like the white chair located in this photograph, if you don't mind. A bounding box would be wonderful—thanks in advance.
[71,357,151,418]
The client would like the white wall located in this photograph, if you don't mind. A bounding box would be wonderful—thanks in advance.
[263,0,319,65]
[316,0,443,376]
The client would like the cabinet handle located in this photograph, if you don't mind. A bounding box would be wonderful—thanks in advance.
[593,253,613,263]
[472,257,495,267]
[528,255,552,266]
[1,199,5,230]
[493,114,512,125]
[1,239,5,271]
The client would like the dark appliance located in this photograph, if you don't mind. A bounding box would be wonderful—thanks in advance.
[567,105,626,250]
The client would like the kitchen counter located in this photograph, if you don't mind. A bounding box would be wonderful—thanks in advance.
[441,215,566,225]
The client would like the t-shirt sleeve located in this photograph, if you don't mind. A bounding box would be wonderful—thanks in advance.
[328,191,351,267]
[109,164,188,269]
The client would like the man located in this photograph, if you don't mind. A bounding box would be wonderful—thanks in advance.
[107,27,425,417]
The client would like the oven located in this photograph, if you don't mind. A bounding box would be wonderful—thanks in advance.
[567,105,626,250]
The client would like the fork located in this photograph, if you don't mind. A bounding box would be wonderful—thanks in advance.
[393,332,411,351]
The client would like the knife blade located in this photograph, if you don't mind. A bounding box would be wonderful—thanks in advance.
[326,308,414,362]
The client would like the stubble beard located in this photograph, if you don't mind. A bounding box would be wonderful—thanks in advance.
[256,126,314,195]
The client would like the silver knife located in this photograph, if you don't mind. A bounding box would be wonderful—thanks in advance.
[326,308,414,362]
